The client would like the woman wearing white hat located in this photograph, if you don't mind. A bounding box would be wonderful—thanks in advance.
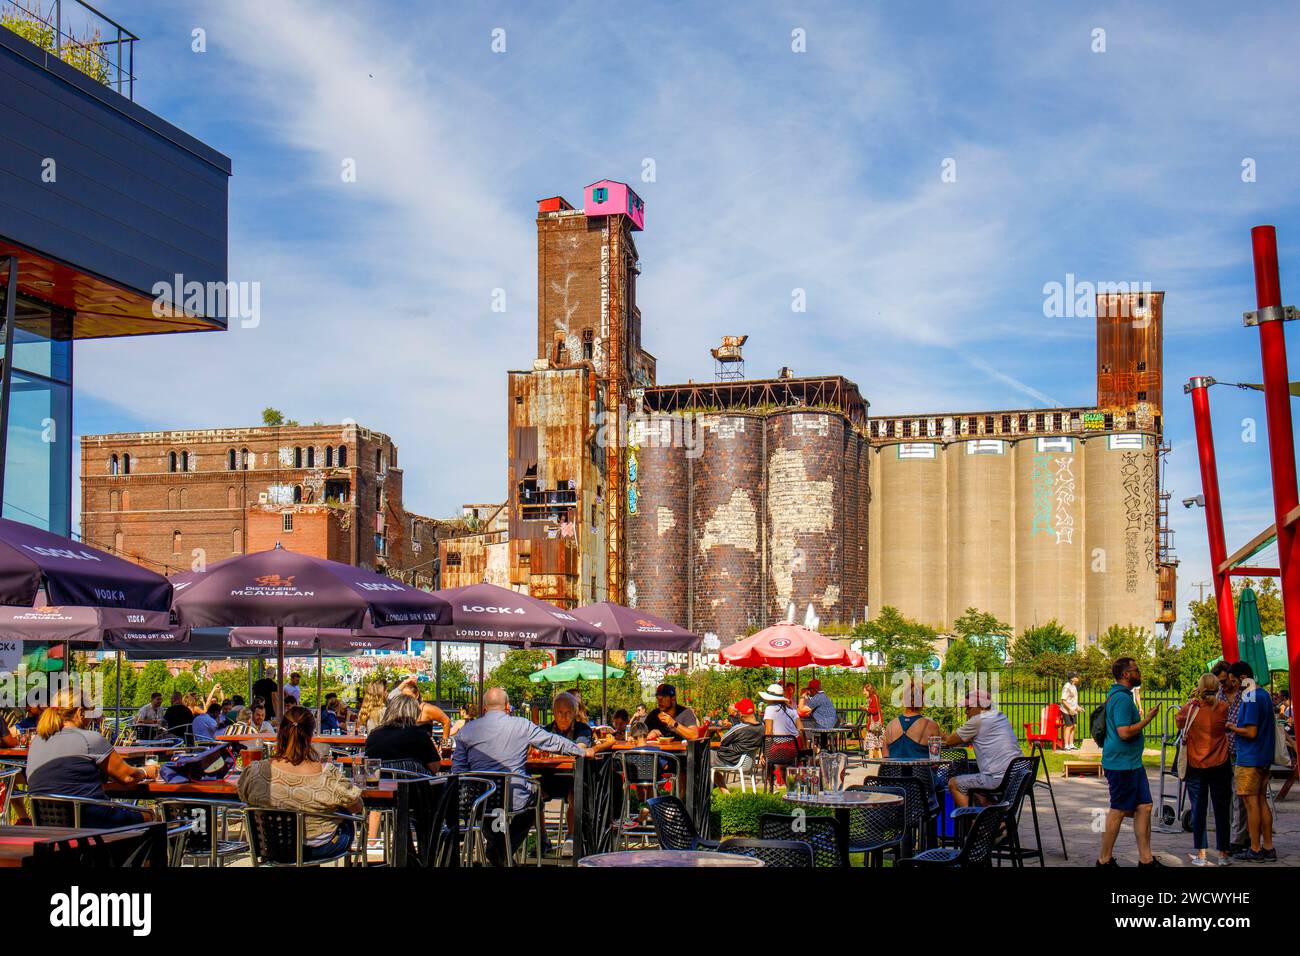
[761,683,803,739]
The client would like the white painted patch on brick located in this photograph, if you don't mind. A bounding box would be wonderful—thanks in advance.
[791,414,829,436]
[767,447,834,612]
[657,506,676,537]
[698,489,757,553]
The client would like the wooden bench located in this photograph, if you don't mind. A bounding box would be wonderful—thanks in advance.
[1061,760,1104,778]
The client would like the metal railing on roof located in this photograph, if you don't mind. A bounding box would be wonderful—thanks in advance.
[1,0,137,99]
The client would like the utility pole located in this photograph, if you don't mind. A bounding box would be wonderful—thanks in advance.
[1192,581,1211,602]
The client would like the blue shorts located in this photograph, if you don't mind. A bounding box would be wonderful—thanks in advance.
[1106,767,1152,812]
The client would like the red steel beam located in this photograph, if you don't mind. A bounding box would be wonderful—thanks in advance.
[1186,376,1239,660]
[1226,566,1280,577]
[1248,225,1300,702]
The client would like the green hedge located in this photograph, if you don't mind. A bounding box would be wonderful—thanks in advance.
[709,788,830,837]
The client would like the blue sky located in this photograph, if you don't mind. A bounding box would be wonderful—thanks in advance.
[72,0,1300,636]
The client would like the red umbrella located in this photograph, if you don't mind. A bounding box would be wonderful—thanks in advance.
[720,622,862,668]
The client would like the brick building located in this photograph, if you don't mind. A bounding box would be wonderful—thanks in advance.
[80,422,455,586]
[442,180,1176,646]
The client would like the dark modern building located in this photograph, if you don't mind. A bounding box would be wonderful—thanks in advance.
[0,7,230,535]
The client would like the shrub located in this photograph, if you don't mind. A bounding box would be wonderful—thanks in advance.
[709,788,829,837]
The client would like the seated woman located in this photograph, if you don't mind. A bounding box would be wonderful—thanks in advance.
[237,705,363,862]
[26,687,157,827]
[364,696,440,773]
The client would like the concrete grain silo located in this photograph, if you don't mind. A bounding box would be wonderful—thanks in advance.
[873,441,947,630]
[945,439,1015,628]
[1013,436,1087,642]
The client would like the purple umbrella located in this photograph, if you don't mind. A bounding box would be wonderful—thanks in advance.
[0,601,170,643]
[429,582,604,703]
[571,603,701,652]
[228,624,415,653]
[570,602,701,722]
[170,546,451,716]
[0,517,172,611]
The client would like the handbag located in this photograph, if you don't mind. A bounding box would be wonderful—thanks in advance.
[1175,702,1199,780]
[160,743,235,783]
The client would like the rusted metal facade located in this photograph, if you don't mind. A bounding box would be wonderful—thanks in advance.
[1097,291,1164,421]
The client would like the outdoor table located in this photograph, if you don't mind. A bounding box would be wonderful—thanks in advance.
[0,745,179,761]
[577,849,763,867]
[783,789,904,870]
[105,774,397,803]
[0,825,109,868]
[801,726,856,751]
[217,734,368,747]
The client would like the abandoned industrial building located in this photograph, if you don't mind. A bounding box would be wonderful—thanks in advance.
[438,180,1177,648]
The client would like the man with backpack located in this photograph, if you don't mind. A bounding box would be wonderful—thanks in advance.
[1097,656,1162,867]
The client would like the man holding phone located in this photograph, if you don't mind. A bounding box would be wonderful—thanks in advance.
[1097,657,1162,867]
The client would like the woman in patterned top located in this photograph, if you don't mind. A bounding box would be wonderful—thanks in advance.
[237,705,362,860]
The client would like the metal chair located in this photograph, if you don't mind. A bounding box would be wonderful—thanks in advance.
[951,757,1041,866]
[0,766,20,821]
[898,802,1007,868]
[712,751,757,793]
[717,837,814,867]
[391,772,459,868]
[30,793,148,829]
[614,748,681,848]
[156,799,247,867]
[645,794,719,851]
[762,735,801,791]
[844,783,907,866]
[244,807,364,867]
[452,771,543,866]
[454,774,498,867]
[858,774,931,855]
[759,812,843,867]
[23,821,171,869]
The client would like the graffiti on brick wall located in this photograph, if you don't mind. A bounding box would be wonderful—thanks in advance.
[791,414,830,436]
[702,417,746,441]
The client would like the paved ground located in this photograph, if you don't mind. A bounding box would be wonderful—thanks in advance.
[844,759,1300,867]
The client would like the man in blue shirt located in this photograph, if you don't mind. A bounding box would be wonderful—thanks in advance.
[800,679,838,730]
[1225,661,1277,862]
[1097,656,1161,867]
[191,702,227,741]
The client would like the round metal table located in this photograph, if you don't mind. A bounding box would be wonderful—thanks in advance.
[783,789,904,869]
[577,849,763,867]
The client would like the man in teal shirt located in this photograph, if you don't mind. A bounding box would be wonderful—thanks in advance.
[1097,657,1161,867]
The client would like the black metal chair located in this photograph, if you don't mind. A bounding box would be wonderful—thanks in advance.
[614,748,681,848]
[762,735,800,791]
[0,766,20,820]
[156,798,247,867]
[718,837,815,867]
[245,808,364,867]
[844,783,907,866]
[645,795,719,851]
[759,812,843,867]
[23,821,170,869]
[396,773,459,868]
[855,774,930,855]
[951,757,1041,866]
[453,771,542,866]
[30,794,147,829]
[898,803,1007,868]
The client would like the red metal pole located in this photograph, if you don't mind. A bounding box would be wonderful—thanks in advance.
[1186,376,1239,660]
[1248,225,1300,703]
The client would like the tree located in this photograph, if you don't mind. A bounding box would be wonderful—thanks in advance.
[486,649,554,706]
[853,607,939,672]
[1100,624,1153,666]
[1011,620,1077,663]
[134,660,173,706]
[262,407,285,426]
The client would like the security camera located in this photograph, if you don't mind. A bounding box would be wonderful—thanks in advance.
[1182,495,1205,509]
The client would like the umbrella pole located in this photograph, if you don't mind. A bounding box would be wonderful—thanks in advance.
[435,640,442,706]
[316,644,323,731]
[478,643,485,711]
[602,648,608,725]
[115,650,122,733]
[276,624,285,722]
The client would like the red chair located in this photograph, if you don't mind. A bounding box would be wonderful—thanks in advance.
[1024,704,1062,750]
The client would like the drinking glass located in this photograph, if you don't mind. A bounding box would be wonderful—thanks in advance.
[364,758,382,786]
[928,735,942,759]
[350,757,367,787]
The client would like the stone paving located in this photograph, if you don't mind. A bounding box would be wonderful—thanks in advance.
[843,758,1300,867]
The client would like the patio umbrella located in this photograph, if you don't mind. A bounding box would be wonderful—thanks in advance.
[170,545,451,716]
[0,599,169,643]
[528,657,625,683]
[720,622,863,669]
[1236,585,1271,680]
[429,582,604,703]
[0,517,171,611]
[571,602,700,721]
[1208,633,1290,674]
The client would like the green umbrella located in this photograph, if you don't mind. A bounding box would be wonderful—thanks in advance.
[1236,585,1271,680]
[1208,633,1289,673]
[528,657,626,683]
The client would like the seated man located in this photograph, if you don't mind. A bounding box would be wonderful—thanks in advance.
[944,690,1023,808]
[611,709,630,741]
[191,701,228,741]
[801,679,838,730]
[321,693,341,734]
[15,703,41,732]
[644,684,700,741]
[452,688,612,865]
[712,698,763,790]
